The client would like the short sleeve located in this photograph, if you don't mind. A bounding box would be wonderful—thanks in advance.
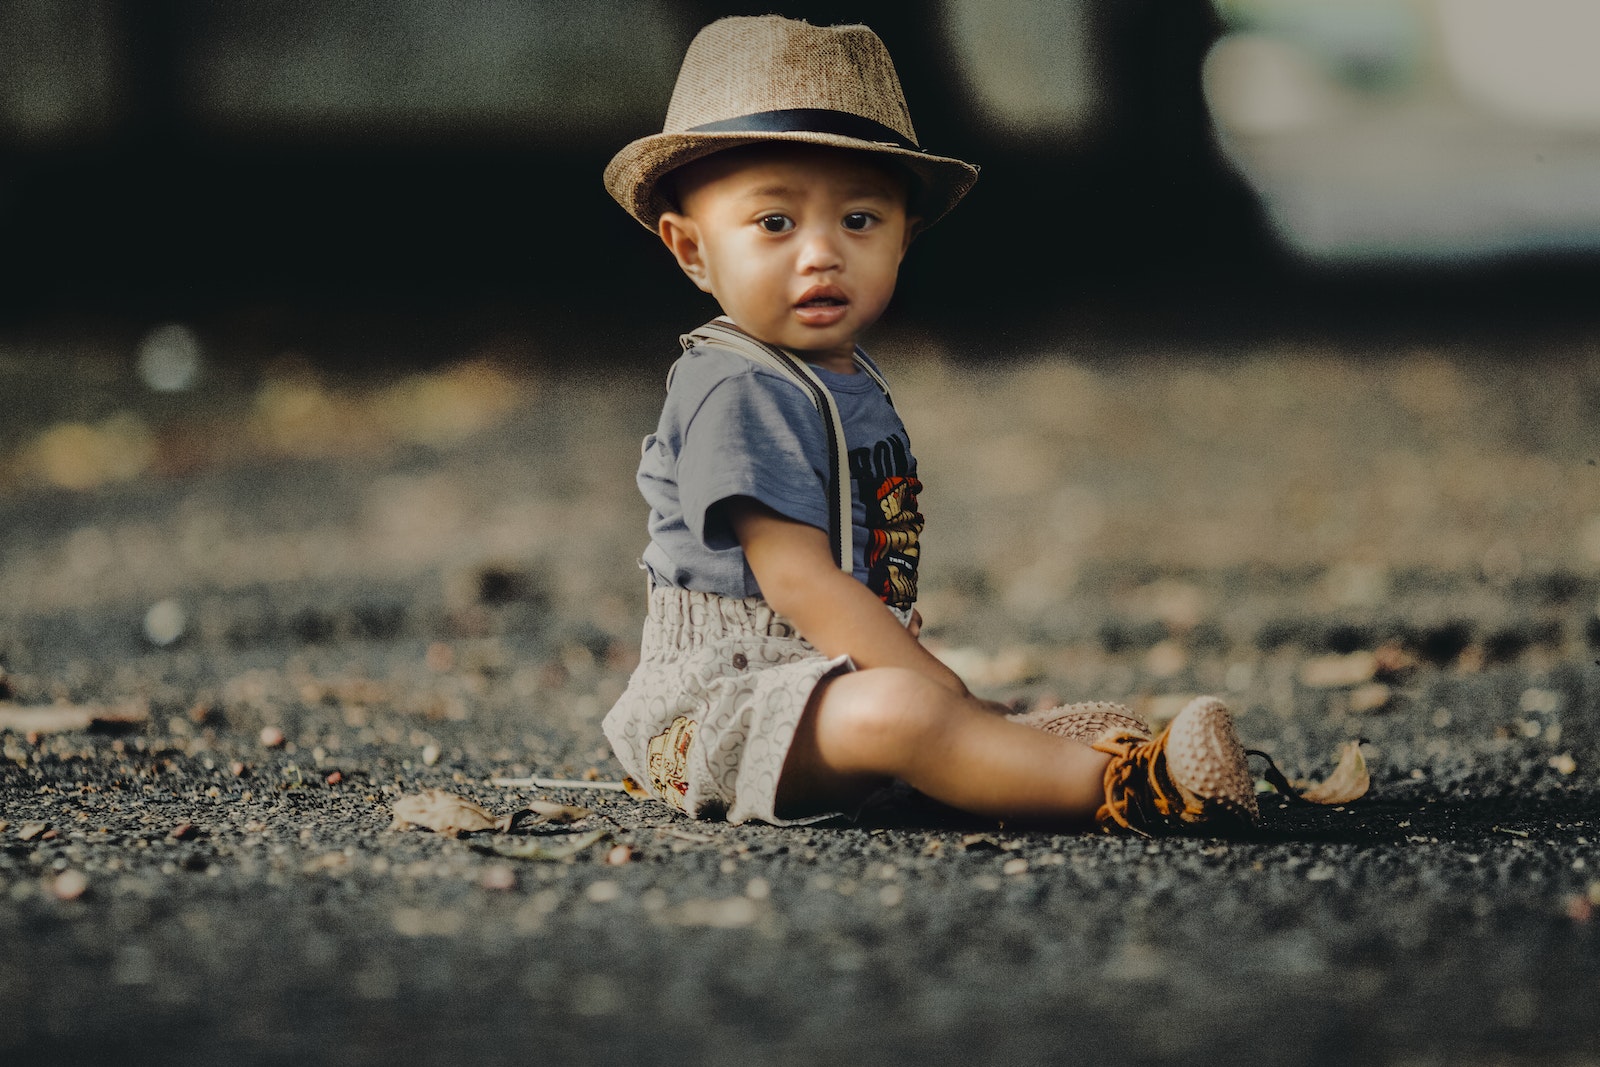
[676,370,831,550]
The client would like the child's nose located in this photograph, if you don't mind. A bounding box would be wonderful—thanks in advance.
[795,227,844,272]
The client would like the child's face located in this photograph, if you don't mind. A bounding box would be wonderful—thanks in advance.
[657,145,916,366]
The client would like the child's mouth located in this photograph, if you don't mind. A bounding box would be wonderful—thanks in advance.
[796,292,857,329]
[794,286,850,326]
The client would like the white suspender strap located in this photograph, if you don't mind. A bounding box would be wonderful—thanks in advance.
[677,316,883,574]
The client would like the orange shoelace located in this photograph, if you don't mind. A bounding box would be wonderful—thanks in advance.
[1091,728,1203,836]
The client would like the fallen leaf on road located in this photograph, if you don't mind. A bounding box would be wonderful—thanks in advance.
[669,896,761,928]
[389,789,513,836]
[488,828,610,861]
[490,775,628,791]
[1298,741,1371,804]
[303,852,351,874]
[0,701,148,734]
[1299,652,1378,689]
[525,800,593,824]
[1347,682,1392,714]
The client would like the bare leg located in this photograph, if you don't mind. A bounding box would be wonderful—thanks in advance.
[776,667,1112,824]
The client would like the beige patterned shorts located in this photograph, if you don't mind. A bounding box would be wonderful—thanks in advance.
[602,586,854,825]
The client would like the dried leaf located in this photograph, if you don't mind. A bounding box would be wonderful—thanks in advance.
[490,775,627,791]
[488,828,610,861]
[1347,682,1392,714]
[389,789,512,836]
[1298,741,1371,805]
[621,776,651,800]
[0,701,148,734]
[1299,652,1378,689]
[658,826,714,845]
[525,800,593,824]
[670,896,762,928]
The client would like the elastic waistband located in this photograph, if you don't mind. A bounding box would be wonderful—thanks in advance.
[644,586,805,651]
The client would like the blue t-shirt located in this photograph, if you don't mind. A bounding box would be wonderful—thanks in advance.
[638,343,923,610]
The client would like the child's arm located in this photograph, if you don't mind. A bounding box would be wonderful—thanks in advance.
[724,497,986,701]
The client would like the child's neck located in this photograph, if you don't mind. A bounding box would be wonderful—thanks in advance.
[797,348,859,375]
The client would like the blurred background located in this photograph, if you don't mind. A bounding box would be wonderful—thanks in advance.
[6,0,1600,349]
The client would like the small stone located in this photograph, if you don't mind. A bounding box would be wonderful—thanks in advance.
[1002,857,1029,876]
[605,845,634,866]
[586,880,621,904]
[421,744,441,766]
[325,770,343,785]
[142,600,187,647]
[480,864,517,891]
[52,870,89,901]
[259,726,286,749]
[169,822,199,841]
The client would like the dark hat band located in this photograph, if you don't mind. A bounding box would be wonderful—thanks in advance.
[685,108,921,152]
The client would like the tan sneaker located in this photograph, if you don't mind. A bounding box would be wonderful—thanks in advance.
[1091,695,1258,835]
[1007,701,1152,745]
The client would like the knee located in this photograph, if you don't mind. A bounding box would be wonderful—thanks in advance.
[811,667,950,764]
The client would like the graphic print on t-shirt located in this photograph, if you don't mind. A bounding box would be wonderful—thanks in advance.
[848,431,923,610]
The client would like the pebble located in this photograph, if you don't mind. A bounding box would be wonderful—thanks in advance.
[259,726,286,749]
[480,864,517,891]
[586,880,621,904]
[52,869,89,900]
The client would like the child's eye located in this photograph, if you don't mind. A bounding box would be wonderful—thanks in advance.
[758,215,793,233]
[842,212,877,231]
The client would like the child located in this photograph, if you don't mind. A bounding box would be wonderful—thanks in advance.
[600,14,1258,835]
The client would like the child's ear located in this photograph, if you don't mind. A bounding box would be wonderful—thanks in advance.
[900,219,921,257]
[658,212,713,293]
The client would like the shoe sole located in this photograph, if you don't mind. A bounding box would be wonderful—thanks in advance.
[1008,701,1152,745]
[1164,696,1260,824]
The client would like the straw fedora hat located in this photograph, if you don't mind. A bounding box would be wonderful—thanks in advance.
[604,15,979,233]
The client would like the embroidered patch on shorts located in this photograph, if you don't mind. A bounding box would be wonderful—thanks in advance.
[646,715,698,811]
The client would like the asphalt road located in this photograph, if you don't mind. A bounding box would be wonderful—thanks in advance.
[2,309,1598,1066]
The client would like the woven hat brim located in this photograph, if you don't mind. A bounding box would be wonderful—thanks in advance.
[604,130,979,234]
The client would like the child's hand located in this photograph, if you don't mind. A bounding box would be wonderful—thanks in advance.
[725,496,969,698]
